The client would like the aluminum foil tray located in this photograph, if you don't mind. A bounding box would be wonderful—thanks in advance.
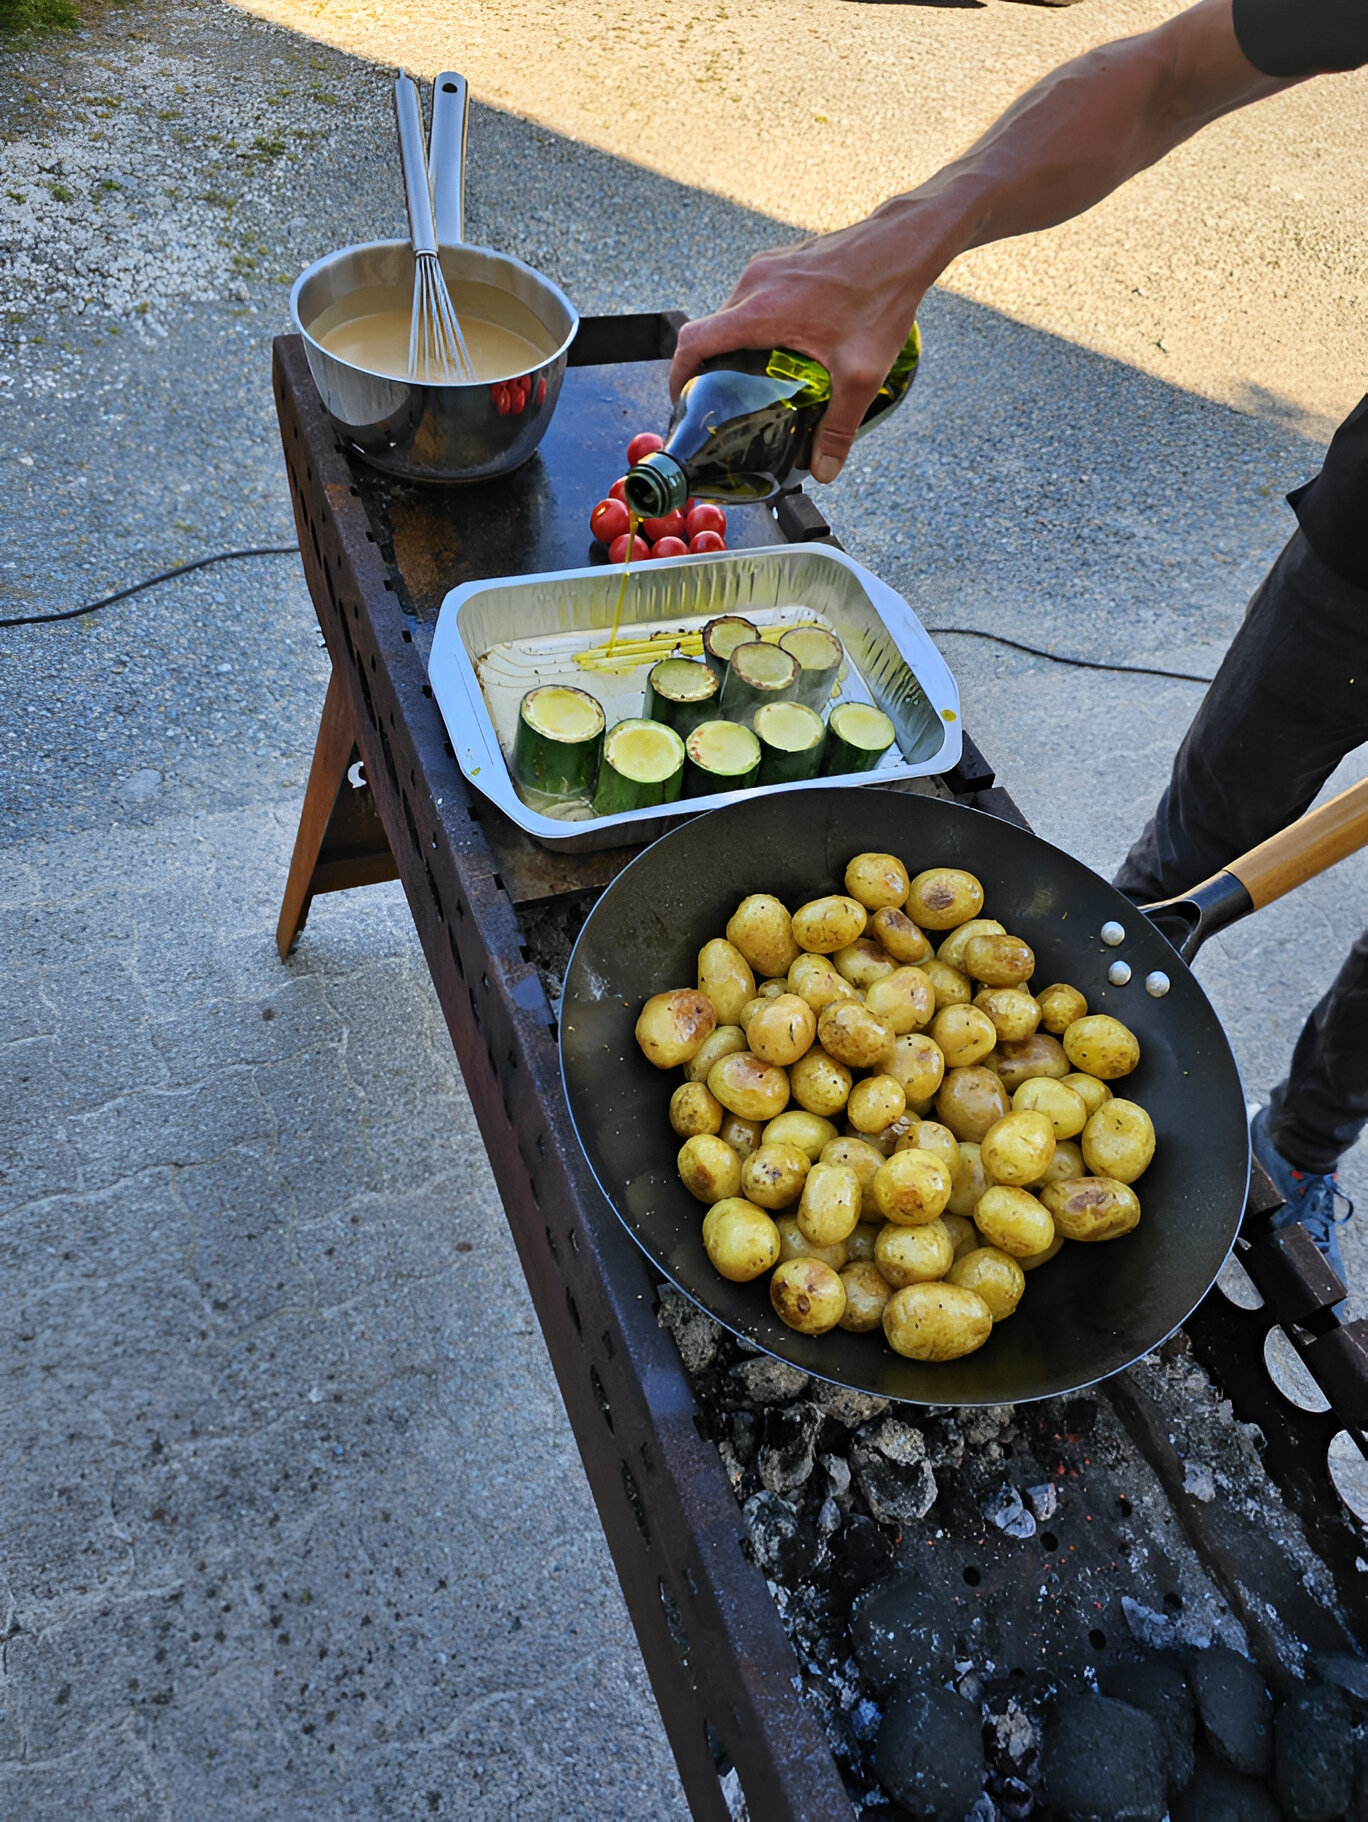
[427,544,962,853]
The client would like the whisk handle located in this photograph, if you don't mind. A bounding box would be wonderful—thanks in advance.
[429,71,468,248]
[394,74,439,260]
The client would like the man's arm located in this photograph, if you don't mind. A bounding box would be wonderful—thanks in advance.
[670,0,1292,482]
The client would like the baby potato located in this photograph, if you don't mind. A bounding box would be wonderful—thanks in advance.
[931,1004,999,1068]
[844,851,911,911]
[839,1260,895,1331]
[1013,1077,1088,1140]
[876,1217,954,1287]
[937,918,1006,973]
[670,1081,723,1138]
[697,937,756,1026]
[948,1246,1025,1321]
[1041,1176,1141,1242]
[818,1000,896,1070]
[791,894,868,954]
[636,989,716,1068]
[789,951,860,1012]
[870,906,933,966]
[886,1032,947,1102]
[738,997,765,1032]
[718,1112,765,1161]
[947,1141,992,1217]
[796,1161,863,1247]
[789,1046,853,1118]
[760,976,790,997]
[776,1214,847,1270]
[763,1109,839,1161]
[883,1281,994,1361]
[980,1110,1056,1186]
[866,966,937,1034]
[1063,1015,1140,1081]
[1020,1231,1066,1270]
[848,1074,908,1135]
[1036,1138,1085,1187]
[935,1066,1011,1143]
[747,992,817,1067]
[1081,1099,1155,1183]
[742,1140,811,1209]
[708,1051,791,1122]
[859,1112,913,1158]
[923,957,974,1010]
[833,938,897,990]
[844,1217,883,1262]
[941,1211,980,1260]
[873,1147,953,1226]
[685,1024,748,1084]
[995,1032,1070,1092]
[898,1118,959,1175]
[964,933,1035,988]
[678,1134,742,1204]
[974,986,1041,1044]
[974,1186,1055,1258]
[726,893,801,978]
[703,1198,781,1281]
[771,1257,847,1334]
[823,1136,891,1219]
[1036,982,1088,1035]
[905,868,985,931]
[1061,1071,1112,1118]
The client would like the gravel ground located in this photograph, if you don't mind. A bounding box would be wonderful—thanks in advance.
[1,0,1365,1813]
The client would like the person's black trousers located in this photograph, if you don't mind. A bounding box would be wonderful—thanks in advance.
[1113,530,1368,1175]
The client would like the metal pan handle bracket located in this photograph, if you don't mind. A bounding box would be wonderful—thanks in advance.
[1144,774,1368,962]
[429,70,469,248]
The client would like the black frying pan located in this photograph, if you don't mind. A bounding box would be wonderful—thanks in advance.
[560,781,1368,1405]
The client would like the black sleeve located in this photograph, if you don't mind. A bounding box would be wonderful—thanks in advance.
[1233,0,1368,76]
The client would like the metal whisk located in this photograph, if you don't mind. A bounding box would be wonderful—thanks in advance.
[394,74,473,382]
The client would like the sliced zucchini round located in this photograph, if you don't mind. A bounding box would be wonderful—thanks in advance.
[753,700,827,786]
[821,701,897,775]
[592,717,686,816]
[513,684,606,798]
[718,640,799,725]
[779,624,844,712]
[702,615,759,681]
[683,718,762,798]
[645,656,720,734]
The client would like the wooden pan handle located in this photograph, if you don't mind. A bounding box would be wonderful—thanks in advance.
[1227,774,1368,909]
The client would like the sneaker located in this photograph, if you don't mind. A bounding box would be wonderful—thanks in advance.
[1249,1105,1354,1289]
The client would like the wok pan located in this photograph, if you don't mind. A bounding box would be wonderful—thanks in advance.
[560,777,1368,1405]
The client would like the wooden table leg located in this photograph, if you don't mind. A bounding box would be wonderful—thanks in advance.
[276,667,399,959]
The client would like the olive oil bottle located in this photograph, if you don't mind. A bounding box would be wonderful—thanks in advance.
[623,326,921,520]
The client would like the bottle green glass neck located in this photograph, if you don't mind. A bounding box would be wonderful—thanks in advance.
[624,450,689,519]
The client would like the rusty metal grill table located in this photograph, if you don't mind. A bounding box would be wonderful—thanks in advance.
[270,317,1367,1819]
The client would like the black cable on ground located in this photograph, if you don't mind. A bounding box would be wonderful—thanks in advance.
[0,545,300,629]
[925,625,1215,686]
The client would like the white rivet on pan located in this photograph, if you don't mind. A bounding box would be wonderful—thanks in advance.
[1145,970,1171,997]
[1101,920,1125,946]
[1107,960,1132,986]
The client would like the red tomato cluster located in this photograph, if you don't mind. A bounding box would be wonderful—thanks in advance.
[588,432,729,561]
[491,373,549,417]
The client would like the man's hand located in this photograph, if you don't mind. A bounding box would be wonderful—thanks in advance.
[669,210,934,484]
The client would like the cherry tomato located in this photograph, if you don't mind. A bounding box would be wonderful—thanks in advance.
[609,478,629,504]
[511,376,530,413]
[686,503,727,539]
[688,530,726,554]
[684,497,697,515]
[642,509,687,543]
[590,498,630,546]
[608,533,651,565]
[649,536,689,560]
[626,431,664,465]
[491,382,512,417]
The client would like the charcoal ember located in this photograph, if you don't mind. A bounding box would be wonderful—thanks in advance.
[1024,1481,1057,1522]
[1100,1660,1196,1790]
[758,1401,822,1495]
[873,1679,985,1820]
[960,1404,1015,1446]
[1172,1746,1281,1822]
[923,1412,965,1469]
[989,1696,1041,1767]
[834,1512,897,1595]
[851,1439,938,1527]
[1314,1652,1368,1708]
[1190,1646,1273,1779]
[729,1409,760,1463]
[656,1285,723,1373]
[1274,1685,1353,1821]
[993,1772,1036,1818]
[811,1382,889,1427]
[741,1489,800,1571]
[984,1484,1037,1540]
[1041,1693,1167,1821]
[817,1496,842,1537]
[821,1452,852,1501]
[728,1355,811,1405]
[864,1416,927,1466]
[851,1570,955,1684]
